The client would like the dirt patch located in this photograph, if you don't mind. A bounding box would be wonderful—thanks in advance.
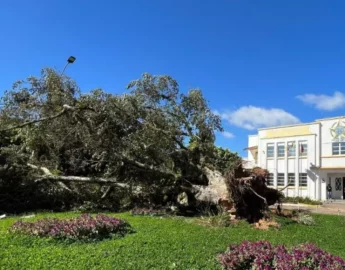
[254,219,280,230]
[271,208,295,218]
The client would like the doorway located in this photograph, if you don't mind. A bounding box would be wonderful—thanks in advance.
[343,177,345,200]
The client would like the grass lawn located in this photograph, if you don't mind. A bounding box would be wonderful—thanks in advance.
[1,212,345,269]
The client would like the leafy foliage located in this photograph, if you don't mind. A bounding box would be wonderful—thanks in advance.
[9,214,132,241]
[218,240,345,269]
[209,146,242,175]
[0,68,225,212]
[296,213,316,226]
[282,196,322,205]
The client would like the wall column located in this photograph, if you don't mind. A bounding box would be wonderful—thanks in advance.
[318,173,322,200]
[284,141,288,196]
[295,140,299,196]
[272,142,276,188]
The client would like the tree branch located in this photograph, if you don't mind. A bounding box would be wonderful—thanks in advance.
[34,174,129,187]
[248,187,267,205]
[101,186,112,199]
[113,152,176,179]
[278,183,291,192]
[27,163,73,193]
[1,104,74,132]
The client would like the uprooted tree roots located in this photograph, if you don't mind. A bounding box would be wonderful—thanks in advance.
[226,168,284,223]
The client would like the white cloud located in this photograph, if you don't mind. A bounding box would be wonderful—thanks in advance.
[213,110,220,116]
[220,106,300,130]
[296,91,345,111]
[222,131,235,139]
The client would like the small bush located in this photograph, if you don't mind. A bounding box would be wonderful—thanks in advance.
[196,206,231,227]
[218,240,345,269]
[296,213,316,226]
[9,214,132,241]
[282,196,322,205]
[204,212,231,227]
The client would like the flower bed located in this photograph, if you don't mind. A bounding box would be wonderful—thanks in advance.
[218,240,345,269]
[9,214,132,241]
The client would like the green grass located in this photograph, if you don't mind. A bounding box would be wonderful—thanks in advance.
[1,212,345,269]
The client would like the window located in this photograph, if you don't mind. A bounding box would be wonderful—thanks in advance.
[277,143,285,157]
[332,142,345,155]
[299,141,308,157]
[335,178,341,191]
[277,173,285,186]
[298,173,307,187]
[267,143,274,158]
[266,173,274,186]
[287,142,295,157]
[288,173,295,186]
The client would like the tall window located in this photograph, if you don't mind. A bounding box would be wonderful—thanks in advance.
[298,173,307,187]
[332,142,345,155]
[287,142,295,157]
[299,141,308,157]
[277,173,285,186]
[335,178,342,191]
[266,173,274,186]
[267,143,274,158]
[277,143,285,157]
[288,173,295,186]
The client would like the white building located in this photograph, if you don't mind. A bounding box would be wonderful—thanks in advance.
[246,116,345,201]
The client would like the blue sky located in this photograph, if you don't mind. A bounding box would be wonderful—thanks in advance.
[2,1,345,157]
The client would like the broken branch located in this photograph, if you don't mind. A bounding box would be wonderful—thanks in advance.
[27,163,73,193]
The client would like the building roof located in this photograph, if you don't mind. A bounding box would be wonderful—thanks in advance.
[315,115,345,122]
[243,146,258,151]
[256,115,345,132]
[257,121,316,131]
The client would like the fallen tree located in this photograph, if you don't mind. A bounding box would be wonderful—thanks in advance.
[1,68,238,213]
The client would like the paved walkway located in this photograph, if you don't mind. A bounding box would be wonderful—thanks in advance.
[271,202,345,216]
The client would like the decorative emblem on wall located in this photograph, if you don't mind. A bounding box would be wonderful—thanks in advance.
[330,120,345,142]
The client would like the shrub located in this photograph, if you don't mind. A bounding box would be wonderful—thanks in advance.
[9,214,132,241]
[195,206,231,227]
[206,213,231,227]
[296,213,316,226]
[282,196,322,205]
[218,240,345,269]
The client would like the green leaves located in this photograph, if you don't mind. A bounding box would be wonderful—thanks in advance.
[1,69,226,211]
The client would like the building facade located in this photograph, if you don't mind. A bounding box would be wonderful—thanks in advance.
[246,116,345,201]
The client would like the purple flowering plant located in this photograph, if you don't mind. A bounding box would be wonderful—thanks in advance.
[9,214,132,241]
[218,240,345,270]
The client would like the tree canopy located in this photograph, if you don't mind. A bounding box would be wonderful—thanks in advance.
[0,68,243,213]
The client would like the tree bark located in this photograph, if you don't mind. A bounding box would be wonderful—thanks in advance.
[28,163,129,189]
[101,186,112,199]
[27,163,73,192]
[35,175,129,186]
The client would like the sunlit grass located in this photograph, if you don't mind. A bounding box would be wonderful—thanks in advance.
[1,212,345,269]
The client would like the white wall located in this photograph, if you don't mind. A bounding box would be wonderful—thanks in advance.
[247,135,258,165]
[247,117,345,201]
[320,117,345,167]
[254,123,320,200]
